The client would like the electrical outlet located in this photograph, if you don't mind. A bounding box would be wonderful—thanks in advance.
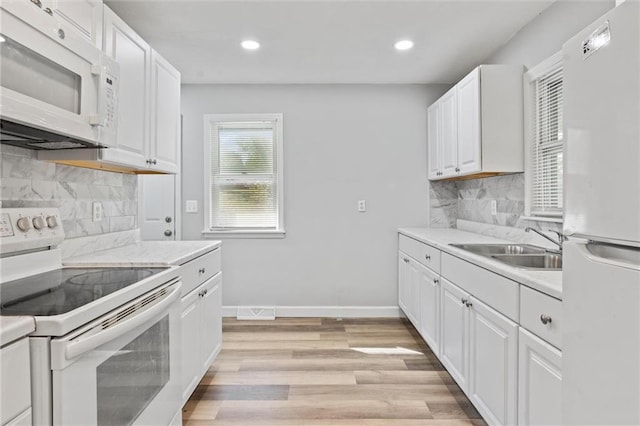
[92,202,103,222]
[185,200,198,213]
[358,200,366,212]
[491,200,497,215]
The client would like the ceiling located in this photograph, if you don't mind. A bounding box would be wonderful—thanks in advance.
[104,0,555,85]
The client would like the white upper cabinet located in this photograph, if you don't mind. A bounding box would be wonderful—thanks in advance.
[41,0,103,47]
[103,5,150,169]
[102,6,181,174]
[149,50,181,174]
[428,64,524,180]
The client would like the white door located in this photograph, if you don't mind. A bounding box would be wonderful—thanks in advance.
[149,50,181,174]
[456,68,482,175]
[103,6,150,169]
[200,273,223,373]
[418,263,440,356]
[139,175,176,241]
[439,278,469,391]
[180,288,200,403]
[440,88,458,177]
[468,296,518,425]
[427,103,441,179]
[518,328,562,426]
[398,253,410,314]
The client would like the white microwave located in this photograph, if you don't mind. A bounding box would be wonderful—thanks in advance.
[0,2,118,150]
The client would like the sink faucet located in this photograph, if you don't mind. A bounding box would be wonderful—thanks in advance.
[525,227,566,252]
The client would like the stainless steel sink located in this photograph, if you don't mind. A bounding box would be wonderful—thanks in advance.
[450,243,547,256]
[490,254,562,270]
[450,243,562,270]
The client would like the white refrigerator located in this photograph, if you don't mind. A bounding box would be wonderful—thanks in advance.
[562,1,640,424]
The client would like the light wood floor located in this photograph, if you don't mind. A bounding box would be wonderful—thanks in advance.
[182,317,486,426]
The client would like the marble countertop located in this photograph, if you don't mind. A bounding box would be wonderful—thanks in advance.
[398,228,562,300]
[0,316,35,347]
[64,240,221,267]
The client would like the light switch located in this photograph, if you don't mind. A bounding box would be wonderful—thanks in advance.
[186,200,198,213]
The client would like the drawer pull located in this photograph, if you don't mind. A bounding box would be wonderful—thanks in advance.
[540,314,552,325]
[425,254,431,260]
[466,301,473,308]
[461,298,468,305]
[403,258,409,263]
[199,268,206,274]
[433,278,438,284]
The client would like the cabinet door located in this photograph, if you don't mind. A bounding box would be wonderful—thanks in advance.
[439,87,458,178]
[456,68,482,175]
[49,0,103,47]
[440,278,469,390]
[406,259,421,329]
[518,328,562,426]
[149,50,181,173]
[427,103,441,179]
[180,289,201,403]
[200,273,223,373]
[418,263,440,356]
[468,296,518,425]
[398,253,410,314]
[103,6,150,168]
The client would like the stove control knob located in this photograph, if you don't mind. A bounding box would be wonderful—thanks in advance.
[33,216,46,230]
[17,217,32,232]
[46,216,58,228]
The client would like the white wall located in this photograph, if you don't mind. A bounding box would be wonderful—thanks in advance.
[181,84,448,310]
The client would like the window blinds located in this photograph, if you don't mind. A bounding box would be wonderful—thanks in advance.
[530,66,563,217]
[210,121,278,229]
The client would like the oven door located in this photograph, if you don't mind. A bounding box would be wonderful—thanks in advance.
[49,280,182,426]
[0,2,118,148]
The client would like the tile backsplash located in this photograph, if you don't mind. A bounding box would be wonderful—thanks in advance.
[430,173,562,233]
[0,145,137,239]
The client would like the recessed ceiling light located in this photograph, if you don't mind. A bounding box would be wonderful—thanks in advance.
[241,40,260,50]
[394,40,414,51]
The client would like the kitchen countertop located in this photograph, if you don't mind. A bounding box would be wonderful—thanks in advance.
[63,240,221,267]
[0,316,35,347]
[398,228,562,300]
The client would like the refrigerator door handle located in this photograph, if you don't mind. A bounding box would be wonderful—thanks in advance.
[578,243,640,271]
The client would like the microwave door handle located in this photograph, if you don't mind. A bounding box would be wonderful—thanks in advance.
[64,282,181,361]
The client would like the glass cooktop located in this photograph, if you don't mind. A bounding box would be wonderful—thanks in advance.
[0,267,167,316]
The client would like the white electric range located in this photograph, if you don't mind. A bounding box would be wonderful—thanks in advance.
[0,208,184,426]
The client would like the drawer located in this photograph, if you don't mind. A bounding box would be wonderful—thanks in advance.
[520,285,562,349]
[441,252,519,322]
[399,234,441,273]
[179,248,221,296]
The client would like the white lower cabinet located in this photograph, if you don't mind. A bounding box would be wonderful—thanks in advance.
[1,338,31,426]
[518,328,562,426]
[398,253,420,329]
[418,263,440,357]
[440,278,469,389]
[468,296,518,426]
[180,272,222,403]
[440,278,518,425]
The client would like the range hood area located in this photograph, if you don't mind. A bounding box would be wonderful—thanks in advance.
[0,119,104,150]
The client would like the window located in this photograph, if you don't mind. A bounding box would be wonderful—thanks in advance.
[524,52,564,220]
[204,114,284,237]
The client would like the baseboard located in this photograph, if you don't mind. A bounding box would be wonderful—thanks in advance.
[222,305,401,318]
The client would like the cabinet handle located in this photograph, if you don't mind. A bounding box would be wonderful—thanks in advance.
[461,298,468,305]
[31,0,42,8]
[425,254,431,260]
[540,314,552,325]
[433,278,438,284]
[199,267,206,274]
[44,7,53,15]
[455,167,460,172]
[403,258,409,263]
[466,301,473,308]
[151,159,158,165]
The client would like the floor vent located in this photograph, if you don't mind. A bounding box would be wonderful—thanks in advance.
[237,306,276,320]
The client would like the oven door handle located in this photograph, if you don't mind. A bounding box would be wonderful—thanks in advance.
[64,281,181,362]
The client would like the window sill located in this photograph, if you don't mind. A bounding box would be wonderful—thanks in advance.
[201,229,286,239]
[520,216,563,224]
